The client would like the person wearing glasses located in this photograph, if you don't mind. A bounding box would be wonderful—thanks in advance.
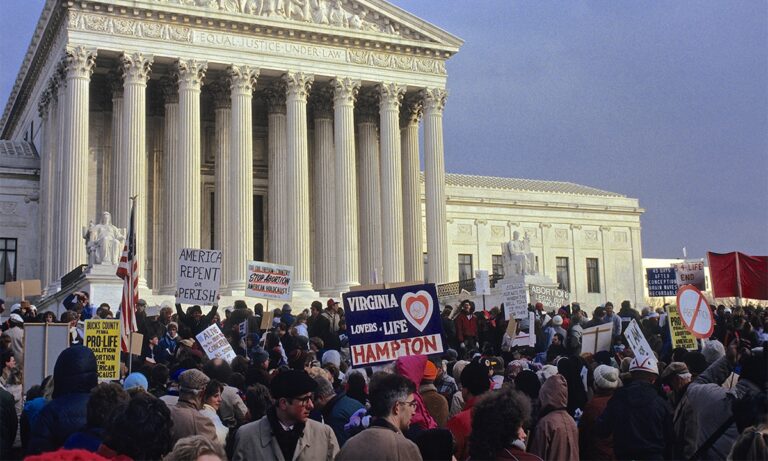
[232,369,339,461]
[337,373,424,461]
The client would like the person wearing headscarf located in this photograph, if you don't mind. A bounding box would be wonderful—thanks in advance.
[394,355,438,431]
[529,374,579,461]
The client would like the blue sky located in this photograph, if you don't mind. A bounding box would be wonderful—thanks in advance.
[2,1,766,259]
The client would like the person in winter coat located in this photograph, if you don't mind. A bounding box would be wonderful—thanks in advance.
[658,362,697,461]
[28,346,99,454]
[447,358,491,461]
[686,341,765,461]
[596,356,673,460]
[420,360,449,427]
[176,302,219,338]
[394,355,438,431]
[454,300,478,353]
[312,375,363,446]
[528,374,579,461]
[579,364,620,460]
[470,387,542,461]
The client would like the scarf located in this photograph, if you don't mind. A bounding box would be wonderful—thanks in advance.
[266,406,305,461]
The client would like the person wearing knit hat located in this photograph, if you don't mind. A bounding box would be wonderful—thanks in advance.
[168,369,217,447]
[657,361,698,460]
[123,372,149,391]
[233,369,340,461]
[595,353,672,460]
[447,358,491,461]
[420,360,449,427]
[701,339,725,365]
[581,365,621,460]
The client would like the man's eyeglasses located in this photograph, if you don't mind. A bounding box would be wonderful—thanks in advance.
[398,400,418,409]
[289,395,313,406]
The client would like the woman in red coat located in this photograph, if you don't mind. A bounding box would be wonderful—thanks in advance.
[579,364,620,460]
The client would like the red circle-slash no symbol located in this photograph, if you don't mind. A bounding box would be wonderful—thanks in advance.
[676,285,714,339]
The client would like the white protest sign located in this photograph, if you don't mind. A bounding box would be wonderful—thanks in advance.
[246,261,294,301]
[671,260,706,291]
[581,323,614,354]
[475,270,491,296]
[176,248,222,305]
[196,324,237,363]
[676,285,714,338]
[624,319,655,364]
[512,312,537,347]
[502,276,528,320]
[528,284,570,311]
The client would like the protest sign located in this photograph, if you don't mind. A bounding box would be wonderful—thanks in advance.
[475,270,491,296]
[176,248,222,305]
[624,319,656,368]
[343,283,444,367]
[646,268,678,297]
[671,260,706,291]
[5,279,42,300]
[196,324,237,363]
[512,312,536,347]
[22,323,70,393]
[676,285,714,338]
[84,319,121,380]
[581,323,614,354]
[246,261,293,301]
[528,284,569,311]
[666,304,697,350]
[501,276,528,320]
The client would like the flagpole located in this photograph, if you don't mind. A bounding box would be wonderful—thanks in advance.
[734,252,743,307]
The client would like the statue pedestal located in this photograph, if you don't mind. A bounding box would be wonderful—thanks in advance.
[79,265,125,315]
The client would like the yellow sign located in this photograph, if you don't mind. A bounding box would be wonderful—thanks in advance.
[85,320,121,380]
[667,305,697,351]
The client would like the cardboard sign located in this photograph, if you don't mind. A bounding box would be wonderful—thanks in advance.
[475,270,491,296]
[646,268,678,297]
[22,323,70,392]
[176,248,222,305]
[581,323,614,354]
[246,261,294,301]
[5,279,42,300]
[84,319,121,380]
[676,285,714,338]
[501,276,528,320]
[671,260,706,291]
[343,283,444,367]
[666,304,697,350]
[196,324,237,363]
[528,284,570,311]
[624,319,656,366]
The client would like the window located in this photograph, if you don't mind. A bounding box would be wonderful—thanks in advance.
[458,254,473,281]
[587,258,600,293]
[492,255,504,278]
[0,238,17,284]
[556,256,570,292]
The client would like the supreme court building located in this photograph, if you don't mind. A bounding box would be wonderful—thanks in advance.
[1,0,646,307]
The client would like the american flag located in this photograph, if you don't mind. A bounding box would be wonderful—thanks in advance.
[117,198,138,353]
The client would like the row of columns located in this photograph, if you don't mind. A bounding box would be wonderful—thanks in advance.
[38,45,450,297]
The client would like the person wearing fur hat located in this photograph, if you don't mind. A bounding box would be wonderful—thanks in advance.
[596,355,673,460]
[579,365,620,460]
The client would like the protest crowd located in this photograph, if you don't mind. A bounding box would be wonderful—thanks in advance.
[0,292,766,461]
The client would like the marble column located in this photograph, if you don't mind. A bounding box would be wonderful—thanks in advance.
[107,72,123,222]
[37,88,52,291]
[227,65,258,292]
[311,86,336,294]
[53,64,66,284]
[331,77,361,291]
[355,89,383,285]
[43,77,60,292]
[378,83,406,283]
[147,92,164,290]
[265,82,287,264]
[120,52,153,287]
[283,71,315,294]
[422,88,449,284]
[160,77,179,295]
[174,59,207,269]
[209,80,231,290]
[400,95,424,282]
[60,46,96,275]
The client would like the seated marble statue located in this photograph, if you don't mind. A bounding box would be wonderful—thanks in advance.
[84,212,125,266]
[503,231,536,276]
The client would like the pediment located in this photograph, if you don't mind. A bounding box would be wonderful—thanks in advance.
[147,0,462,51]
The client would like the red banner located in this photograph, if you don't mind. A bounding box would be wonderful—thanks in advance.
[707,252,768,300]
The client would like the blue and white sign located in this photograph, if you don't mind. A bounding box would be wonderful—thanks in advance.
[647,267,678,297]
[343,283,444,367]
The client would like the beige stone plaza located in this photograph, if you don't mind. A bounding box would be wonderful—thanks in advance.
[0,0,646,308]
